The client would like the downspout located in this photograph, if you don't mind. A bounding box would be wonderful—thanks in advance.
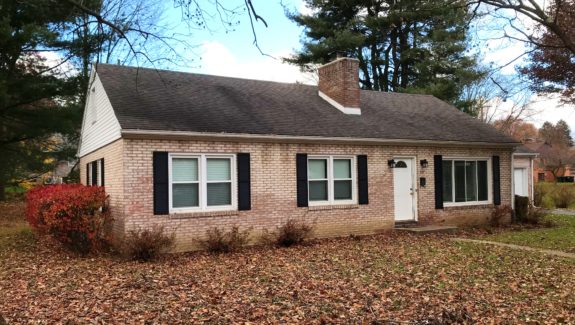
[511,153,515,222]
[530,157,535,206]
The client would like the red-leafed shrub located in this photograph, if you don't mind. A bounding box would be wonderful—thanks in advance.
[26,184,111,254]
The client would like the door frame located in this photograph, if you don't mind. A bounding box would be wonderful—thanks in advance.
[393,156,418,222]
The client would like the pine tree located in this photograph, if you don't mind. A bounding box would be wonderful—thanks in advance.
[0,0,82,199]
[285,0,484,113]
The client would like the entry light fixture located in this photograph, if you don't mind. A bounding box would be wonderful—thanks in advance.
[420,159,429,168]
[387,159,396,168]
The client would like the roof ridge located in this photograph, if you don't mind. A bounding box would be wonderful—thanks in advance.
[96,63,317,88]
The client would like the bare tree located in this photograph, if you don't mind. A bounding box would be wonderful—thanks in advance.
[469,0,575,54]
[540,144,575,179]
[58,0,269,67]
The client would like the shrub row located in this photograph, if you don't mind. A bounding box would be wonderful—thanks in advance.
[534,182,575,209]
[26,184,314,260]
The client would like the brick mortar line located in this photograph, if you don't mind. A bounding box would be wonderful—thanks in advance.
[452,238,575,259]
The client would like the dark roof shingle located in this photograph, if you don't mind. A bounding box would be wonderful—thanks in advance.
[96,64,518,145]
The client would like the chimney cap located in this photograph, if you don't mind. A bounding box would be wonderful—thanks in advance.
[329,51,348,60]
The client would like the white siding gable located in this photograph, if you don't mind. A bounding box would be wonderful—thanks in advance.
[78,72,122,157]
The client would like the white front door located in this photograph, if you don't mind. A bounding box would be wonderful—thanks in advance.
[514,168,528,197]
[393,158,416,221]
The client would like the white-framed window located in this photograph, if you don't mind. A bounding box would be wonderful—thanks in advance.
[442,158,491,206]
[87,159,103,186]
[308,156,356,205]
[169,154,236,212]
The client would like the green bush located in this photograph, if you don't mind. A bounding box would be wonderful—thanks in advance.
[535,182,575,209]
[554,186,575,209]
[541,195,555,209]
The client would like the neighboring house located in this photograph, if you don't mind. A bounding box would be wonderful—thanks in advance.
[78,58,519,251]
[524,140,573,183]
[36,160,75,185]
[513,145,538,202]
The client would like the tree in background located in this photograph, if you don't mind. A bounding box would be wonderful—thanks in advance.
[538,120,574,179]
[539,120,574,147]
[285,0,485,113]
[492,120,538,141]
[519,0,575,105]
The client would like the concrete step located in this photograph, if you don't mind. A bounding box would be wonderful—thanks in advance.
[393,221,419,228]
[394,225,458,234]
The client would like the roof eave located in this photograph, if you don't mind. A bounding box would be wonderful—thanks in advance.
[121,129,520,148]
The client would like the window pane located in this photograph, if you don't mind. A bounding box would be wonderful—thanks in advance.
[442,160,453,202]
[477,161,488,201]
[309,180,328,201]
[334,180,352,200]
[172,183,199,207]
[207,158,231,181]
[308,159,327,179]
[454,161,466,202]
[207,183,231,206]
[333,159,351,179]
[172,158,198,182]
[465,161,477,201]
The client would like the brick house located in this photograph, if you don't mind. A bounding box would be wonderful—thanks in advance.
[79,58,519,251]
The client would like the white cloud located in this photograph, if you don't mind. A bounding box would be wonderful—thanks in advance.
[487,93,575,137]
[195,41,315,84]
[527,94,575,135]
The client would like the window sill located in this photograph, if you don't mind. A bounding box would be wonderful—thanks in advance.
[169,210,239,219]
[443,203,493,210]
[307,204,359,211]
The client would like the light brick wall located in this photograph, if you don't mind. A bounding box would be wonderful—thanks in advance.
[117,139,512,251]
[79,139,125,237]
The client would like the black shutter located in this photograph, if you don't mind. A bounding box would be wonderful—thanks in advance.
[296,153,308,207]
[493,155,501,206]
[91,161,98,186]
[237,153,251,211]
[153,152,169,215]
[434,155,444,209]
[357,155,369,204]
[86,163,90,185]
[100,158,105,187]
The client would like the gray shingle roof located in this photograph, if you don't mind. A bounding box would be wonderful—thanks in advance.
[515,144,539,155]
[96,64,518,145]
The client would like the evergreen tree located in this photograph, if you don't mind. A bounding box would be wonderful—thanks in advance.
[0,0,81,199]
[286,0,484,114]
[556,120,573,147]
[539,120,573,147]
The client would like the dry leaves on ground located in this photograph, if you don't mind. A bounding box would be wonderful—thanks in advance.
[1,230,574,324]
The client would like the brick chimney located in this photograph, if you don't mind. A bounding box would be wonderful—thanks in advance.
[317,57,361,115]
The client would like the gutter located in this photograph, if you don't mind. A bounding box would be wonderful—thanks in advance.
[121,129,520,148]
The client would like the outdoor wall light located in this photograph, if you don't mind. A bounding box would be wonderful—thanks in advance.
[387,159,396,168]
[420,159,429,168]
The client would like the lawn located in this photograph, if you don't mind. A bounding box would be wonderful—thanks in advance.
[1,204,575,323]
[483,214,575,253]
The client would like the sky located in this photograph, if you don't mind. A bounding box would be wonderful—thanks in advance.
[160,0,574,136]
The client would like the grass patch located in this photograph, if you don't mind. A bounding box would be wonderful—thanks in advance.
[484,215,575,252]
